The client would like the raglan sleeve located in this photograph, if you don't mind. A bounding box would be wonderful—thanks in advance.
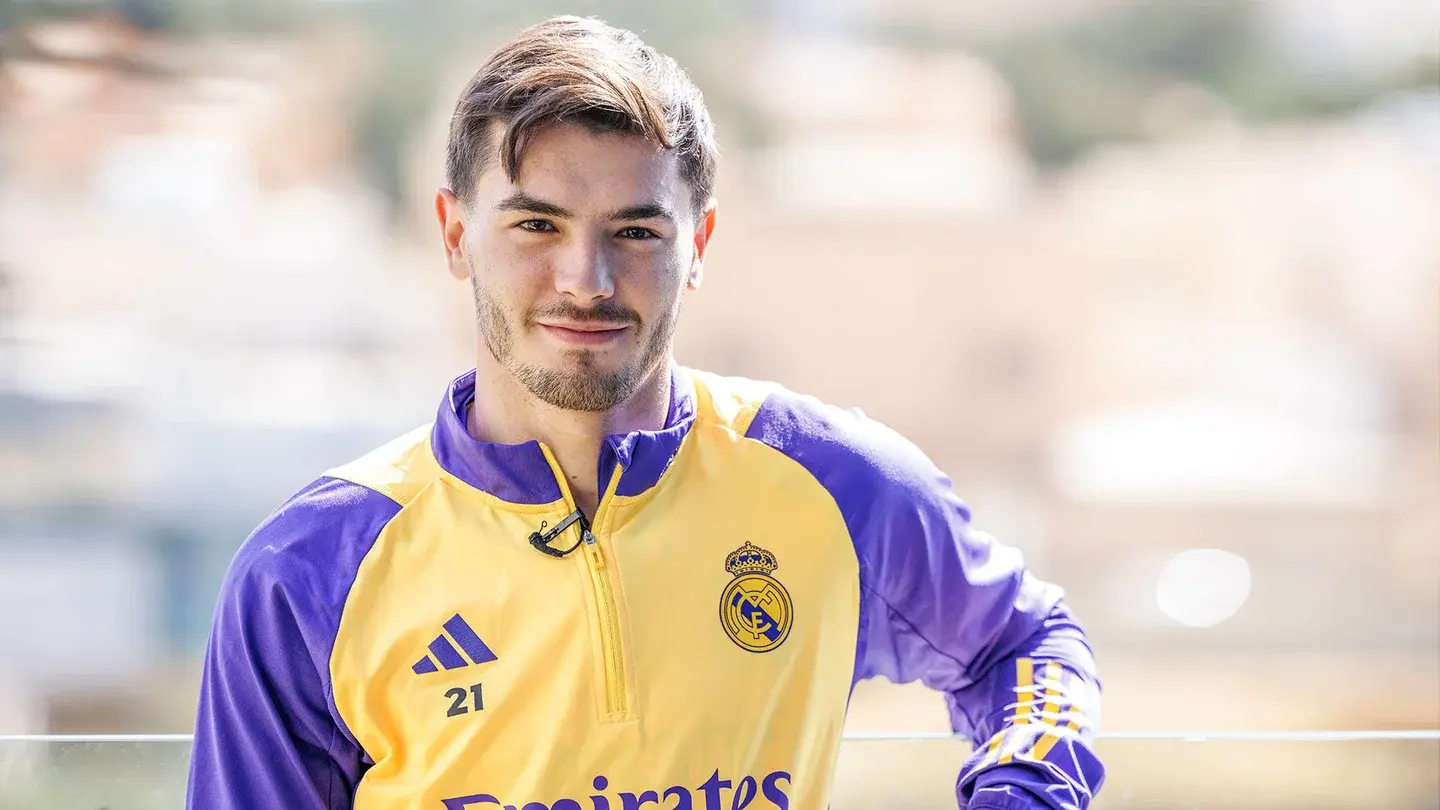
[187,477,400,810]
[848,429,1106,810]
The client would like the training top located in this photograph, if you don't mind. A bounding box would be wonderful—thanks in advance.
[188,366,1105,810]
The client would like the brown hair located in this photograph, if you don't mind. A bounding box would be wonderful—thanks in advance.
[445,16,718,214]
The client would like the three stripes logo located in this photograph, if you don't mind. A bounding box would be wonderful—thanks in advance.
[411,614,498,675]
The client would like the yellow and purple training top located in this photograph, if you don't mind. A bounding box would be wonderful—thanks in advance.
[188,367,1104,810]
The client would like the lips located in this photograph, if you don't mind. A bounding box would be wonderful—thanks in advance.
[537,322,631,346]
[538,321,629,333]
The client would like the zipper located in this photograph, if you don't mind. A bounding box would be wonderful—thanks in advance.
[540,447,629,720]
[579,489,625,718]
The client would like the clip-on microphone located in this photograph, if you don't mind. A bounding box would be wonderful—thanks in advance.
[529,509,589,558]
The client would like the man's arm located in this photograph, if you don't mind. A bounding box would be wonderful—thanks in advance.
[743,392,1104,810]
[857,522,1104,810]
[188,477,400,810]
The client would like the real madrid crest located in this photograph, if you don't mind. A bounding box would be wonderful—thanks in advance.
[720,542,794,653]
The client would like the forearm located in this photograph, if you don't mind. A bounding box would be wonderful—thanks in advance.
[953,605,1105,810]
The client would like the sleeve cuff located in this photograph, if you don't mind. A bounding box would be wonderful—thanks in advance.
[967,788,1045,810]
[960,754,1097,810]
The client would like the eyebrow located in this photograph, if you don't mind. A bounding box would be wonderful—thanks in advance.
[607,202,675,224]
[494,192,675,224]
[494,192,571,218]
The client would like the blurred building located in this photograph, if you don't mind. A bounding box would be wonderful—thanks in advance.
[0,15,465,730]
[0,7,1437,808]
[669,30,1440,805]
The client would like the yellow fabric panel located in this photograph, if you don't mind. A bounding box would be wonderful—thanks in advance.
[327,375,863,809]
[324,423,445,508]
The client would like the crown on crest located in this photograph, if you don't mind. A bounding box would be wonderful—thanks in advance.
[725,542,778,576]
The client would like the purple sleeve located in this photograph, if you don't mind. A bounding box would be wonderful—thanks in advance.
[746,391,1105,810]
[187,476,401,810]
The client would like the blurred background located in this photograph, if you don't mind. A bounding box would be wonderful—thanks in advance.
[0,0,1437,807]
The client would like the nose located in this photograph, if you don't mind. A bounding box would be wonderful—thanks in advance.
[552,231,615,303]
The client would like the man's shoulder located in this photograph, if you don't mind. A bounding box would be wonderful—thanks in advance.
[324,422,443,507]
[220,474,405,624]
[224,424,436,601]
[687,368,941,495]
[685,368,779,434]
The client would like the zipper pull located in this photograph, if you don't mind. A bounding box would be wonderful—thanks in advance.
[582,528,605,568]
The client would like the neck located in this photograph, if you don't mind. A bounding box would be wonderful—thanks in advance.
[466,352,672,516]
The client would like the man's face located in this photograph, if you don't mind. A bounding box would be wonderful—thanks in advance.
[439,122,714,412]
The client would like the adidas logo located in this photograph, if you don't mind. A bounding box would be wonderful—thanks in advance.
[412,613,498,675]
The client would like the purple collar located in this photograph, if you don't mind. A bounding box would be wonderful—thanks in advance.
[430,365,697,505]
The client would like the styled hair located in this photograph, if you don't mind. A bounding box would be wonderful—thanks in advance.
[444,16,718,214]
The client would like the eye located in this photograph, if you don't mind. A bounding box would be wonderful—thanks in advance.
[617,226,660,240]
[516,219,556,233]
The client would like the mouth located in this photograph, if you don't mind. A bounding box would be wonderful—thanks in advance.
[536,321,632,347]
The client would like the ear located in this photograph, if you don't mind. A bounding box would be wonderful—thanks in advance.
[436,188,470,281]
[687,199,718,291]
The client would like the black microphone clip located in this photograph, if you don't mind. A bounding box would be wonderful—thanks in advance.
[529,509,588,558]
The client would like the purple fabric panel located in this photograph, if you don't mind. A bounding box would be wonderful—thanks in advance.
[955,607,1105,809]
[744,389,1105,808]
[432,366,695,503]
[952,604,1099,743]
[962,731,1105,810]
[611,366,696,497]
[187,476,401,810]
[431,369,563,505]
[961,732,1105,810]
[967,774,1102,810]
[743,390,1050,695]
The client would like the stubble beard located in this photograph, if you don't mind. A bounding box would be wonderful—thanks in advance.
[470,271,678,413]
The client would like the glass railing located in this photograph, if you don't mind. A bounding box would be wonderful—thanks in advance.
[0,732,1436,809]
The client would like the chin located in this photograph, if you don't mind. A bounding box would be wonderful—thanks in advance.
[516,356,631,391]
[551,348,624,371]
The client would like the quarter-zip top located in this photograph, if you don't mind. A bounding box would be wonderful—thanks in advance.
[188,364,1105,810]
[317,367,866,809]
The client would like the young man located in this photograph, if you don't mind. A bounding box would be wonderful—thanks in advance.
[187,16,1104,810]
